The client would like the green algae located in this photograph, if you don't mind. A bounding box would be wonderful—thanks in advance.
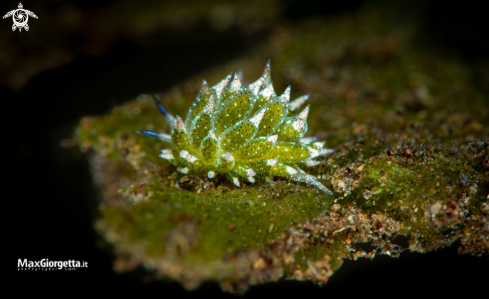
[103,182,333,258]
[75,5,488,294]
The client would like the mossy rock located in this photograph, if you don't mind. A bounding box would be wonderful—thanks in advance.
[74,6,488,294]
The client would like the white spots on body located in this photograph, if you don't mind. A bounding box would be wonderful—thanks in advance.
[177,167,189,174]
[267,159,277,167]
[179,150,189,158]
[292,119,304,131]
[186,154,197,163]
[286,165,298,175]
[160,149,174,160]
[267,135,278,143]
[260,83,275,99]
[208,130,216,140]
[174,116,186,131]
[224,152,234,162]
[207,171,215,178]
[246,168,256,177]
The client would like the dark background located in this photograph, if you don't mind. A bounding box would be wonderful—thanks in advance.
[7,0,488,295]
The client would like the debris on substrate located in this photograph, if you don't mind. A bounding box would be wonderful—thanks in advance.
[75,5,488,294]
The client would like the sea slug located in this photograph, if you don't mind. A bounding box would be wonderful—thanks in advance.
[137,61,334,194]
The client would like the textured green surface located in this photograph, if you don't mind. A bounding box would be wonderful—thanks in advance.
[75,6,488,294]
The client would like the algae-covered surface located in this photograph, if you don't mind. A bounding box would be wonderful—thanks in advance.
[74,7,488,294]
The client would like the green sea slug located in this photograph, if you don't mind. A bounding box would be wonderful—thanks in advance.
[137,61,334,194]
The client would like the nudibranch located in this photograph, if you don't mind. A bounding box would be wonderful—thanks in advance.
[137,61,334,194]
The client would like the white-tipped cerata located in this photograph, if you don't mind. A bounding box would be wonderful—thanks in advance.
[289,94,309,111]
[298,104,310,120]
[259,82,275,99]
[299,136,318,143]
[248,73,268,96]
[304,160,321,167]
[202,95,215,114]
[137,61,334,195]
[212,73,232,99]
[249,108,266,128]
[307,146,321,158]
[279,86,291,103]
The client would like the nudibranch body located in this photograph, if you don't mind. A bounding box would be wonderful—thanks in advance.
[137,61,334,194]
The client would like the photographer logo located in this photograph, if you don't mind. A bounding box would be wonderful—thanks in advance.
[3,3,38,32]
[18,259,88,271]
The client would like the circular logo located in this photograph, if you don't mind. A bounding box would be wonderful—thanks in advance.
[13,9,28,27]
[3,3,38,32]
